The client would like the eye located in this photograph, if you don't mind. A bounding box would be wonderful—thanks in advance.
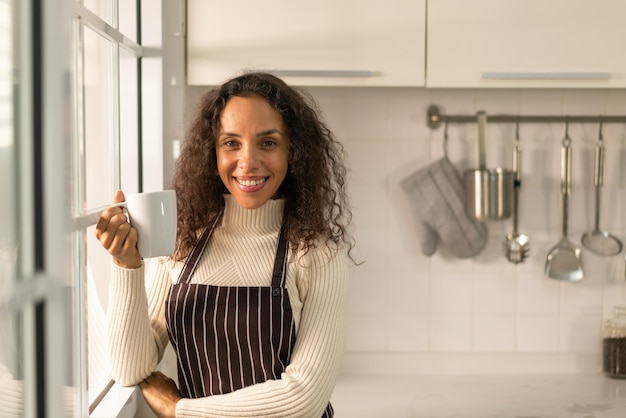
[220,138,239,148]
[262,139,278,147]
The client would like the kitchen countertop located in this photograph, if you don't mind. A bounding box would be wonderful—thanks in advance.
[331,373,626,418]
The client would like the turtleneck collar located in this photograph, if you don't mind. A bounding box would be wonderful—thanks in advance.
[222,194,285,230]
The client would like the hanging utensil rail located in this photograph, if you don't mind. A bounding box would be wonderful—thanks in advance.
[427,105,626,130]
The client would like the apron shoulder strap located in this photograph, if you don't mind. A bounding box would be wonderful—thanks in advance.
[271,224,289,289]
[176,211,223,285]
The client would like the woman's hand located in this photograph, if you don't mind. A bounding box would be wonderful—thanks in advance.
[139,371,182,418]
[94,190,143,269]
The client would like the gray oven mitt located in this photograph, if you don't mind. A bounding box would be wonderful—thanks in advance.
[401,157,487,258]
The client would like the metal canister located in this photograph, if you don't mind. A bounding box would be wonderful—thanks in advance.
[464,168,514,221]
[463,112,514,221]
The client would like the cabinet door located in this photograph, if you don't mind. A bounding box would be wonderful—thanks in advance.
[427,0,626,88]
[187,0,425,87]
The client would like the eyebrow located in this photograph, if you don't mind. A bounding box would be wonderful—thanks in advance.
[219,129,284,138]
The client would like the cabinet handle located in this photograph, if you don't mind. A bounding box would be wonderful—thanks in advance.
[481,72,612,80]
[269,70,380,78]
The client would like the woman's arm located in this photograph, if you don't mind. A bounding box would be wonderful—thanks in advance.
[107,258,173,385]
[174,245,350,418]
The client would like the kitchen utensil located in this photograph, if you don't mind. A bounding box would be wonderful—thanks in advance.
[503,127,530,264]
[581,126,623,256]
[401,156,488,258]
[464,111,514,221]
[545,130,583,282]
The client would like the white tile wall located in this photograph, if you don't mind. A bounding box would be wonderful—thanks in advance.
[306,87,626,370]
[184,85,626,372]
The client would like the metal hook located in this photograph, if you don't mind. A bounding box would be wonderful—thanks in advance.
[563,119,571,146]
[598,118,604,143]
[443,120,450,158]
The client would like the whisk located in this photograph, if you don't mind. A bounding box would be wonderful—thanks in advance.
[503,127,530,264]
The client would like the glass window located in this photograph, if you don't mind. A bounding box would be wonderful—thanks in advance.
[84,0,114,27]
[0,0,147,415]
[0,0,12,151]
[0,0,21,415]
[0,308,22,417]
[71,1,144,412]
[119,46,140,193]
[118,0,137,42]
[84,26,115,209]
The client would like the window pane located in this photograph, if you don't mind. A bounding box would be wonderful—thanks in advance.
[84,26,115,209]
[85,258,112,399]
[84,0,113,27]
[120,47,139,193]
[83,26,117,400]
[0,0,16,297]
[72,2,144,412]
[118,0,137,42]
[0,0,23,415]
[0,0,13,152]
[0,309,22,416]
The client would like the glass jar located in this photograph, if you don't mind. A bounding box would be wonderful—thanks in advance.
[603,306,626,378]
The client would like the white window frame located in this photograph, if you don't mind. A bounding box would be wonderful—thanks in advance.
[69,1,164,416]
[1,0,164,416]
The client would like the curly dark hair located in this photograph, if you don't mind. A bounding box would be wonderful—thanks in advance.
[171,72,354,261]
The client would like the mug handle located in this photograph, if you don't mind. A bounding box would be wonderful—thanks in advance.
[72,201,128,230]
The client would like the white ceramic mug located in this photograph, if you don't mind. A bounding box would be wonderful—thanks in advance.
[76,190,177,258]
[121,190,177,258]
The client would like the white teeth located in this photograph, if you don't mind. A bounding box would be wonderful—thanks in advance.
[238,178,266,187]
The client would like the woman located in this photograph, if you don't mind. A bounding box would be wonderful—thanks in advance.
[96,72,354,417]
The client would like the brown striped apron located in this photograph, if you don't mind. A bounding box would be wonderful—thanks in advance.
[165,214,333,417]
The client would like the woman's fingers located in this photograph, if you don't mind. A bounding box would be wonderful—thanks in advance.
[112,189,125,204]
[121,227,138,254]
[95,203,142,268]
[95,208,129,252]
[107,216,135,255]
[95,190,127,247]
[138,371,181,418]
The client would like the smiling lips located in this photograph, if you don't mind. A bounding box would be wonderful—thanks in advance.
[236,177,268,190]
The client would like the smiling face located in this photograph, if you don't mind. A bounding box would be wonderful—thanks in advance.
[216,95,289,209]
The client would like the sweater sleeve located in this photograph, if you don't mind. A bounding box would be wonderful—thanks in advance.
[107,258,173,385]
[175,245,350,418]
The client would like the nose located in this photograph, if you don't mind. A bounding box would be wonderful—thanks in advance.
[237,145,259,171]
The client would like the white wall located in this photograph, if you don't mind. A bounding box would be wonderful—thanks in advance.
[182,85,626,374]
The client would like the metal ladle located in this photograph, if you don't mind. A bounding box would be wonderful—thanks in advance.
[503,122,530,264]
[581,122,623,256]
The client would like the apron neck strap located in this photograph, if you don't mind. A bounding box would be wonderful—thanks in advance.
[271,224,289,289]
[176,210,223,285]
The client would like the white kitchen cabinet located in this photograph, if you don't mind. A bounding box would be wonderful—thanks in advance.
[427,0,626,88]
[186,0,425,87]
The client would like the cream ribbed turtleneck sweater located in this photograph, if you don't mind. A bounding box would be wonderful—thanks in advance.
[107,195,350,417]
